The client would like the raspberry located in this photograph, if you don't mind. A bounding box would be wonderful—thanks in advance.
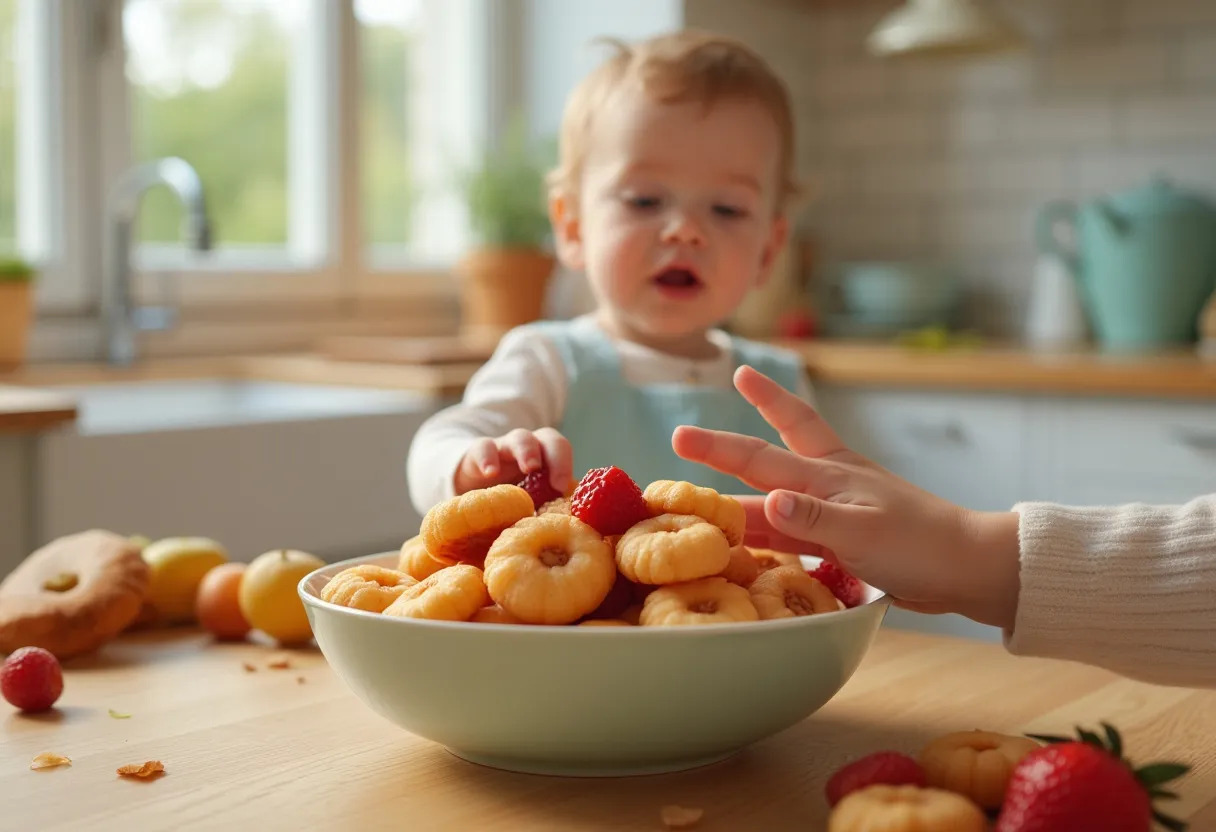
[808,560,864,608]
[1,646,64,712]
[569,466,650,536]
[517,467,562,511]
[825,751,926,807]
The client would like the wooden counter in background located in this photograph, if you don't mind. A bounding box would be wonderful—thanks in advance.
[781,340,1216,400]
[0,385,77,433]
[4,340,1216,401]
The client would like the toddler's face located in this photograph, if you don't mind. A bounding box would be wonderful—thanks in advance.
[553,87,788,349]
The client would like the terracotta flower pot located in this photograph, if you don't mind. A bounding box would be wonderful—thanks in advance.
[456,248,556,340]
[0,281,33,369]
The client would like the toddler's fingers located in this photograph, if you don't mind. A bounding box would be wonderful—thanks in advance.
[533,427,573,490]
[672,425,838,496]
[763,489,873,554]
[499,428,543,474]
[464,437,501,478]
[734,365,847,459]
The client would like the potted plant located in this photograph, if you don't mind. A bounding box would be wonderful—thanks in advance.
[0,257,34,369]
[456,119,556,341]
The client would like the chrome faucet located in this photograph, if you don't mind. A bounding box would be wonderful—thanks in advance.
[102,157,212,365]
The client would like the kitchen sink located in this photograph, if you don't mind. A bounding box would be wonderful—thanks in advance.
[32,379,446,563]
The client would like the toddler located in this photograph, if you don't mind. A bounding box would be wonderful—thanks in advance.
[408,31,812,512]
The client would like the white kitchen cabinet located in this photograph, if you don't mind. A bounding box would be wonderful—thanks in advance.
[1026,397,1216,505]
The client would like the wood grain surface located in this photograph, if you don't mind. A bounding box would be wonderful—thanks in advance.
[4,628,1214,831]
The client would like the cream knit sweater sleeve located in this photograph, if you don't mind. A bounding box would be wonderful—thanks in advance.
[1007,495,1216,688]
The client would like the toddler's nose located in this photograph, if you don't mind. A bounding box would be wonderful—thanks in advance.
[660,211,706,247]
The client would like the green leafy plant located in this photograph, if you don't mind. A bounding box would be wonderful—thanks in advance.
[0,257,34,284]
[459,117,555,250]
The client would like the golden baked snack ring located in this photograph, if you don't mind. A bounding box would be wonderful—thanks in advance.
[920,730,1042,810]
[320,565,416,613]
[748,548,803,572]
[383,563,489,621]
[829,785,986,832]
[615,514,731,585]
[398,534,452,581]
[0,530,150,659]
[420,484,534,566]
[718,544,762,587]
[483,514,616,625]
[642,480,745,546]
[748,565,841,619]
[640,577,759,626]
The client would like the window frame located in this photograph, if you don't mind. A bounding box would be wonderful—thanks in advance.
[38,0,511,322]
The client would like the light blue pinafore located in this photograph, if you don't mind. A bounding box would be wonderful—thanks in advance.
[530,320,804,495]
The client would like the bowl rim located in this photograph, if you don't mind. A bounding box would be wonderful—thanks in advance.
[299,551,890,638]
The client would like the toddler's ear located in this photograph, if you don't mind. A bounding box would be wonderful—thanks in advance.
[548,191,585,271]
[755,215,790,287]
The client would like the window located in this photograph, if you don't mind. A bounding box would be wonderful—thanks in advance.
[23,0,501,352]
[105,0,484,289]
[357,0,416,251]
[0,0,58,267]
[358,0,481,266]
[124,0,300,248]
[0,0,16,255]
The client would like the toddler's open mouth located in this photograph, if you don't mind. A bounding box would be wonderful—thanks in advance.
[651,267,703,298]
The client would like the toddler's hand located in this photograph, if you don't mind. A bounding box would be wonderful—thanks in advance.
[673,366,1020,630]
[454,428,574,496]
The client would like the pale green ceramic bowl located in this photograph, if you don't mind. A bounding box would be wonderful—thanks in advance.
[300,552,889,777]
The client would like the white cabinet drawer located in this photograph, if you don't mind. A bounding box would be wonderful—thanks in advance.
[816,388,1026,511]
[1032,399,1216,499]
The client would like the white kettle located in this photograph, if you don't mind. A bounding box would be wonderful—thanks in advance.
[1024,254,1089,351]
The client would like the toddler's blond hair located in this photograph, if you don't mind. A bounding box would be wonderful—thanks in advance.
[547,30,799,209]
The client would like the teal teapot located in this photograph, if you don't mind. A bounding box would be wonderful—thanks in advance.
[1036,179,1216,351]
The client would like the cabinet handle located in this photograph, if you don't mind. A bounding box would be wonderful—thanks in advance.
[904,422,967,445]
[1171,428,1216,452]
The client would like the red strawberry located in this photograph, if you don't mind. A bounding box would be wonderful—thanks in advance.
[1,646,64,712]
[585,572,633,620]
[517,467,562,510]
[569,466,650,536]
[825,751,926,807]
[996,723,1190,832]
[808,561,863,608]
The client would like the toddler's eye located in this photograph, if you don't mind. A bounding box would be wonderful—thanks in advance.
[625,195,661,210]
[712,204,747,219]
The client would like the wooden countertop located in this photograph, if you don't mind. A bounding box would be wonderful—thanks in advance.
[5,628,1215,830]
[5,340,1216,404]
[783,340,1216,399]
[0,385,77,434]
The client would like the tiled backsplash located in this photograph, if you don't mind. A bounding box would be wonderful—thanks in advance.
[686,0,1216,335]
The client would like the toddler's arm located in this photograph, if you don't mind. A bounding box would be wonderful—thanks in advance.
[406,328,570,514]
[1010,497,1216,688]
[674,365,1216,689]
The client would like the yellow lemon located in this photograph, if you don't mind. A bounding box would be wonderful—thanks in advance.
[141,537,228,625]
[239,549,325,645]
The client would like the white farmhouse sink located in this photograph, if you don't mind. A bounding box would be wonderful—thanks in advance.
[34,379,446,562]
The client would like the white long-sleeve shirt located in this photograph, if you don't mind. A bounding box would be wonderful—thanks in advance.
[1008,496,1216,688]
[406,315,812,515]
